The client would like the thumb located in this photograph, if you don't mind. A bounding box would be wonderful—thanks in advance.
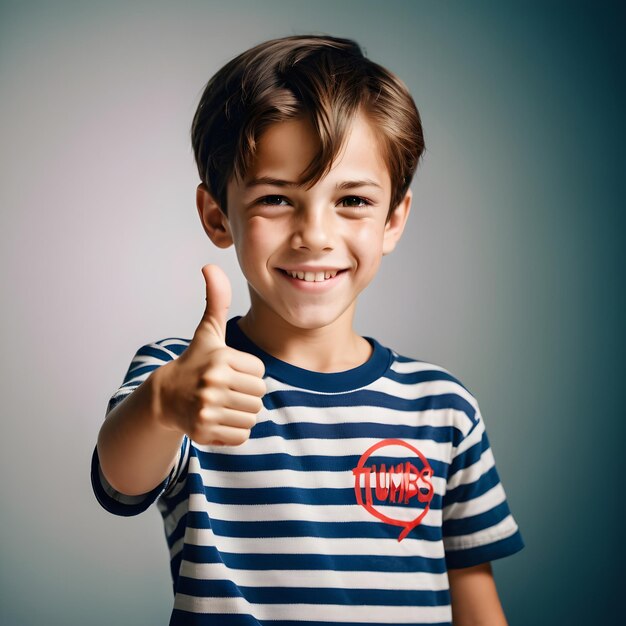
[193,264,231,347]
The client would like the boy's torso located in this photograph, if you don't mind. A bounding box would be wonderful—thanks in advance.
[156,316,478,625]
[94,316,523,625]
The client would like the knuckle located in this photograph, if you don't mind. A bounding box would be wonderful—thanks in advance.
[240,412,257,429]
[199,369,225,389]
[213,348,230,365]
[199,386,220,406]
[254,379,267,397]
[234,429,251,445]
[254,357,266,378]
[197,406,217,426]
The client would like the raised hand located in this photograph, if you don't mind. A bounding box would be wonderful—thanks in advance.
[156,264,266,445]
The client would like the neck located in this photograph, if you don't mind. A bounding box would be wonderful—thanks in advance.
[237,306,372,373]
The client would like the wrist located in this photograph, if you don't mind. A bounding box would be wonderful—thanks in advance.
[149,362,184,435]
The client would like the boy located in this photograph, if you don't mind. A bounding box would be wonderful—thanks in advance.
[92,34,524,625]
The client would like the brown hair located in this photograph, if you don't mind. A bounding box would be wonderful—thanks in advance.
[191,34,425,216]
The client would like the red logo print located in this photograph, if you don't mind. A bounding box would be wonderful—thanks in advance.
[352,439,434,541]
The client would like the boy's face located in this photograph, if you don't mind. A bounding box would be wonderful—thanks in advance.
[199,111,411,333]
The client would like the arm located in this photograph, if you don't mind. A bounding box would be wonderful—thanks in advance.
[96,363,185,496]
[448,562,508,626]
[96,265,265,497]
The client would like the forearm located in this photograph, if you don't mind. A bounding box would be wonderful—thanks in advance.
[448,562,508,626]
[97,364,184,496]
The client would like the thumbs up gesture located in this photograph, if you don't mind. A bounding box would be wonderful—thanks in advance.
[156,264,266,446]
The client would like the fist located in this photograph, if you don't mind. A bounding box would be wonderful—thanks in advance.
[157,264,266,446]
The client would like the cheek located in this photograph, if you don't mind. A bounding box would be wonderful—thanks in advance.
[348,221,387,261]
[233,218,282,270]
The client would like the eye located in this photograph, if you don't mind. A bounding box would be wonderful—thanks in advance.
[258,195,290,206]
[339,196,372,208]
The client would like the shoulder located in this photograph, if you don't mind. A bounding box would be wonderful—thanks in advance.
[374,340,481,432]
[116,337,191,390]
[106,337,192,414]
[128,337,191,366]
[379,340,474,397]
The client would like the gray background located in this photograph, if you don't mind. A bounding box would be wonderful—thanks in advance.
[1,1,622,624]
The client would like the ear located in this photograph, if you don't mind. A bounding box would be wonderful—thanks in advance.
[382,188,412,255]
[196,184,233,249]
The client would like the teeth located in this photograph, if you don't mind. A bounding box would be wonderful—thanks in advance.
[287,270,338,281]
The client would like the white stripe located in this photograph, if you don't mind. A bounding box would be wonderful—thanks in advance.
[444,515,519,551]
[179,559,449,590]
[97,465,158,505]
[169,536,184,560]
[157,338,189,349]
[256,403,469,433]
[128,353,168,367]
[368,375,477,407]
[451,416,487,456]
[106,389,134,415]
[389,360,449,375]
[163,499,188,537]
[186,528,445,559]
[187,492,443,526]
[443,482,507,521]
[174,594,451,623]
[446,447,495,490]
[193,435,454,459]
[196,465,447,493]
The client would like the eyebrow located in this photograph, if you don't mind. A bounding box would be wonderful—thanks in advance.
[244,176,383,190]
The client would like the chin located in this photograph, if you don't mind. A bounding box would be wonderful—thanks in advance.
[280,305,351,332]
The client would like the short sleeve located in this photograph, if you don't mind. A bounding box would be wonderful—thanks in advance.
[442,404,524,569]
[91,339,191,517]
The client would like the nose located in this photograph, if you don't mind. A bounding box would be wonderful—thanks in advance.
[291,206,335,252]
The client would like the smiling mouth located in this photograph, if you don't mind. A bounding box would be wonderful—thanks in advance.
[280,269,346,282]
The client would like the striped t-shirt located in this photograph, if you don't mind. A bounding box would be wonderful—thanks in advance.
[92,316,524,625]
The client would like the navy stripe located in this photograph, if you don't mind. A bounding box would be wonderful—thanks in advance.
[188,514,442,542]
[384,368,466,391]
[190,482,444,509]
[264,391,477,424]
[184,548,446,573]
[177,576,449,607]
[251,420,462,446]
[445,531,525,569]
[177,576,243,598]
[154,337,190,351]
[195,450,449,476]
[90,447,165,517]
[444,465,500,506]
[132,343,176,362]
[122,363,161,382]
[443,500,512,537]
[448,429,489,476]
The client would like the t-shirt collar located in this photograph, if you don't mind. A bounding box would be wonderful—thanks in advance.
[226,316,391,393]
